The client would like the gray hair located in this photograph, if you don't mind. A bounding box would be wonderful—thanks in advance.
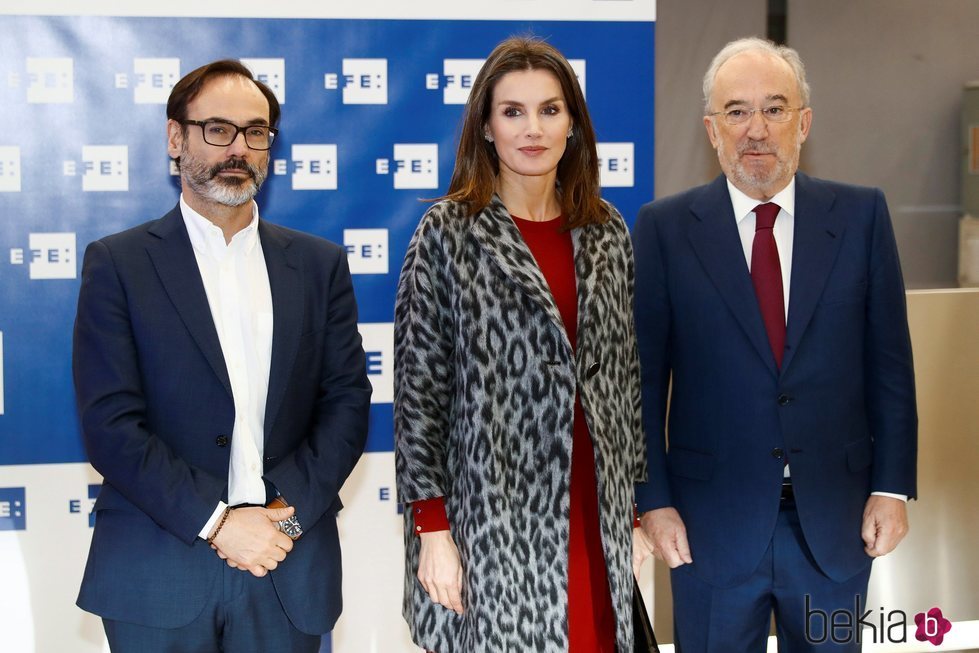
[702,37,810,113]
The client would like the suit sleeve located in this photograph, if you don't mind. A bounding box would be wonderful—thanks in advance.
[393,210,456,504]
[631,205,675,512]
[73,240,225,545]
[864,189,918,498]
[265,250,372,527]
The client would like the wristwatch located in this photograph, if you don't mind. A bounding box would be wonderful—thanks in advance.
[267,495,303,541]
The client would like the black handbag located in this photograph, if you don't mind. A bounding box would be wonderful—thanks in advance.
[633,577,660,652]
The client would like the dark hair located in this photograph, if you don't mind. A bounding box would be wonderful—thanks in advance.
[444,36,610,228]
[167,59,280,126]
[166,59,280,170]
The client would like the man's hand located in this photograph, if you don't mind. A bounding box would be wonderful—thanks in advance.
[211,506,296,577]
[639,507,693,568]
[632,525,656,579]
[861,495,909,557]
[417,530,464,614]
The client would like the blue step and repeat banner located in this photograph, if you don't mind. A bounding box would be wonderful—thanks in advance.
[0,2,655,651]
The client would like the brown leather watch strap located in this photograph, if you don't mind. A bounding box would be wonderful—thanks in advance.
[266,495,288,510]
[266,495,303,540]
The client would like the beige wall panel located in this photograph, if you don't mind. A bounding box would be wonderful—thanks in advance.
[867,289,979,623]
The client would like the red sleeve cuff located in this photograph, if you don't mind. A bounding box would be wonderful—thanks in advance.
[411,497,450,534]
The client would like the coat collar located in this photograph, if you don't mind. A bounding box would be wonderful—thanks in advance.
[469,196,567,346]
[687,172,844,376]
[571,217,609,355]
[468,195,608,355]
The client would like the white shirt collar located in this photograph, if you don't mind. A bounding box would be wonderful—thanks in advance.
[179,194,260,259]
[727,176,796,224]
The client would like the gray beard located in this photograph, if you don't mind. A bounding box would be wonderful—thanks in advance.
[726,138,800,196]
[730,156,793,194]
[181,151,267,208]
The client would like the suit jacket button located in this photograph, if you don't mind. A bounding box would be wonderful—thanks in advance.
[771,447,784,460]
[215,435,229,447]
[586,362,601,379]
[777,394,792,406]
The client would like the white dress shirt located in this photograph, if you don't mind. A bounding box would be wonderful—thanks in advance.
[180,196,275,538]
[724,178,906,501]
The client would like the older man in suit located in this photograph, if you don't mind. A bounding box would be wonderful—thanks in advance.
[73,59,371,652]
[632,38,917,651]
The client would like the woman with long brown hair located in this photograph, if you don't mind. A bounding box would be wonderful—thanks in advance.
[394,36,646,652]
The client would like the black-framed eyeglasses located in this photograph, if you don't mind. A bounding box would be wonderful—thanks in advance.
[180,119,278,150]
[707,105,805,126]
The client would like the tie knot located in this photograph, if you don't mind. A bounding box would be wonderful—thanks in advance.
[754,203,780,231]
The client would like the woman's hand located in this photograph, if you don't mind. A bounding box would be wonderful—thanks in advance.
[632,523,656,579]
[417,530,465,614]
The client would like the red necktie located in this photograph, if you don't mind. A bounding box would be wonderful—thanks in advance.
[750,203,785,368]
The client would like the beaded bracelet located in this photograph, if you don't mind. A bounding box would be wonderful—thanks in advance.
[207,506,232,545]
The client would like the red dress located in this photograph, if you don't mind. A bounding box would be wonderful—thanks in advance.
[512,214,617,653]
[411,214,617,652]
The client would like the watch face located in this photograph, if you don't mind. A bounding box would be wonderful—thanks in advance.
[279,516,303,540]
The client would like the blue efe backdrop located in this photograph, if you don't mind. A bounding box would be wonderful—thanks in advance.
[0,15,654,466]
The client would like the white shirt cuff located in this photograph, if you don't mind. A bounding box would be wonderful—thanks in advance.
[198,501,229,540]
[871,491,908,502]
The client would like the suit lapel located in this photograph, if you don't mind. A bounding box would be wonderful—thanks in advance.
[147,206,233,398]
[687,176,778,376]
[782,173,845,372]
[260,221,303,441]
[470,196,570,349]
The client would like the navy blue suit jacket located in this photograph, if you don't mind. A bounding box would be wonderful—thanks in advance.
[633,173,917,587]
[73,205,371,633]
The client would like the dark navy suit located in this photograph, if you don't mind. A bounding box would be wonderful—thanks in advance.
[73,205,370,639]
[633,173,917,648]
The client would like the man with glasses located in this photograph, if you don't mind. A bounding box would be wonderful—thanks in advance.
[632,38,917,651]
[73,59,371,652]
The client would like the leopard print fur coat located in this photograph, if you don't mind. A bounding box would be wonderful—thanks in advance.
[394,196,645,652]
